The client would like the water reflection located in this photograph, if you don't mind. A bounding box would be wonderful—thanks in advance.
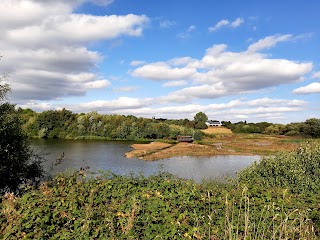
[32,139,259,182]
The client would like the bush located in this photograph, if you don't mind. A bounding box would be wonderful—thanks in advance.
[237,141,320,194]
[284,130,300,136]
[195,121,207,129]
[0,103,44,195]
[193,130,204,140]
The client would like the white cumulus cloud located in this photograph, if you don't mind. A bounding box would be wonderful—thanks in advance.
[293,82,320,94]
[0,0,149,102]
[131,34,312,101]
[162,80,188,87]
[84,80,111,89]
[131,63,197,81]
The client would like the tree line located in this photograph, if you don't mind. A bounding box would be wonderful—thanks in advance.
[222,119,320,137]
[19,108,207,141]
[18,108,320,139]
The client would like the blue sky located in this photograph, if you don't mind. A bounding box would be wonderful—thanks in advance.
[1,0,319,123]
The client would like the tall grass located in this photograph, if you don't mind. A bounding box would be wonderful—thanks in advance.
[224,186,317,240]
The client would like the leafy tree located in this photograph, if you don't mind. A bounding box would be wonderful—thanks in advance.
[255,122,272,133]
[194,112,208,129]
[302,118,320,138]
[0,83,44,195]
[194,112,208,123]
[31,109,76,138]
[264,124,286,135]
[233,124,261,133]
[195,121,207,130]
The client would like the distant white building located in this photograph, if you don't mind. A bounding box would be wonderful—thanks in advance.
[205,120,222,127]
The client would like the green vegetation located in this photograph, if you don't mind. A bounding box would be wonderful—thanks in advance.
[17,107,320,141]
[1,142,319,239]
[238,141,320,194]
[223,119,320,137]
[0,83,44,195]
[20,109,202,141]
[194,111,208,129]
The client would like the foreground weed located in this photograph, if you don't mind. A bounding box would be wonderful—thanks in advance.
[224,186,317,240]
[1,166,319,239]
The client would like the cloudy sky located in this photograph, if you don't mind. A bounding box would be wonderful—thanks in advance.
[1,0,320,123]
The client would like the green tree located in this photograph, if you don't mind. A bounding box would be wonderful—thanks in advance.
[302,118,320,138]
[195,121,207,130]
[194,112,208,129]
[31,109,76,138]
[0,83,44,194]
[194,112,208,123]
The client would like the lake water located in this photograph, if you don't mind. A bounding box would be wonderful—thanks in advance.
[31,139,260,182]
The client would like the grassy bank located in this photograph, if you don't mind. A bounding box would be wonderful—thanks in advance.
[1,142,320,239]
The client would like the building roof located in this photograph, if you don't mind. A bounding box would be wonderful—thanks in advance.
[206,120,221,124]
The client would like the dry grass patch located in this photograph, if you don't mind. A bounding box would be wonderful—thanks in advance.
[126,142,247,161]
[202,127,233,135]
[141,142,228,160]
[126,134,303,160]
[204,134,299,155]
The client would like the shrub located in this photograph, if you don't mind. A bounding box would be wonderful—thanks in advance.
[0,103,44,195]
[237,141,320,194]
[193,130,204,140]
[284,130,300,136]
[195,121,208,129]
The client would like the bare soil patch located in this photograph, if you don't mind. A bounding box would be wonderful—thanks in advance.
[201,127,233,134]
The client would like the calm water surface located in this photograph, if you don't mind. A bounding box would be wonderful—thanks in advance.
[32,139,259,182]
